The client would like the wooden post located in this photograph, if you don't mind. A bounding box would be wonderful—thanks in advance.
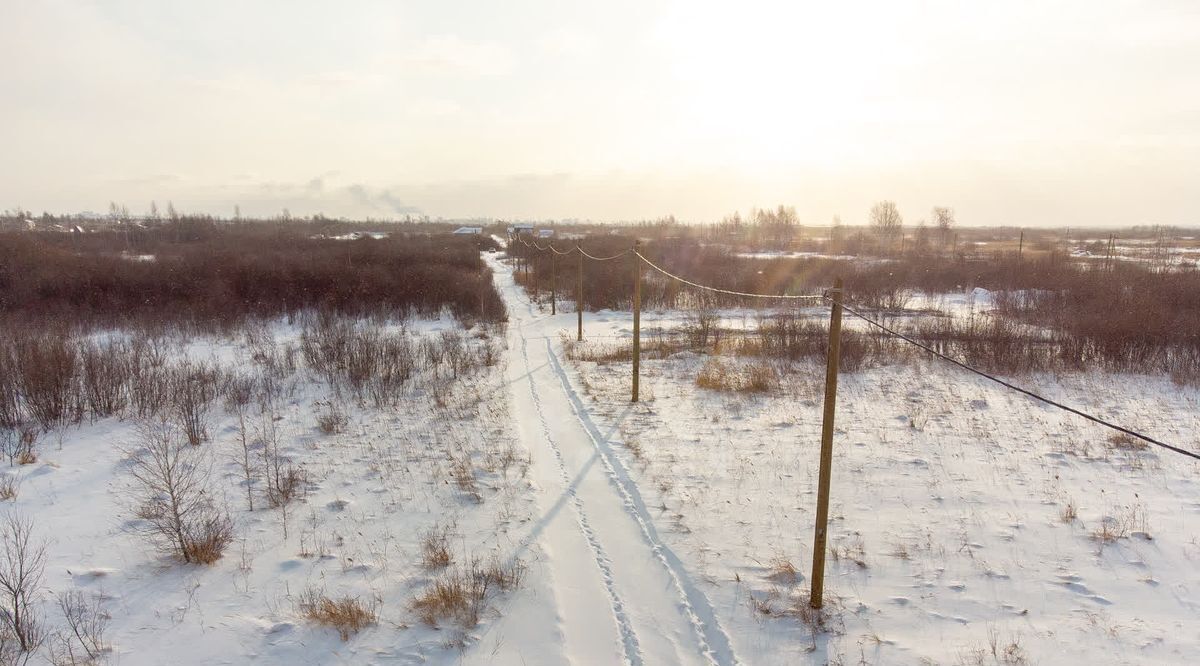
[533,246,540,302]
[632,240,641,403]
[577,243,584,341]
[551,250,557,315]
[810,277,843,609]
[1017,230,1024,263]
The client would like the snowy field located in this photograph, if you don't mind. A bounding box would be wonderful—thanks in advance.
[503,255,1200,664]
[6,316,540,664]
[5,251,1198,665]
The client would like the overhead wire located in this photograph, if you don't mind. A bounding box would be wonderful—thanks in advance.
[509,232,1196,461]
[828,295,1199,462]
[635,251,825,302]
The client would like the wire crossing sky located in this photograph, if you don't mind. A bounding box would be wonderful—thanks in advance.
[3,1,1199,225]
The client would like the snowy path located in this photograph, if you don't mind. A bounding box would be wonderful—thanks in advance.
[487,254,738,666]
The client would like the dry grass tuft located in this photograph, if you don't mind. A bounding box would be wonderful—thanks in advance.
[420,524,453,569]
[695,358,778,393]
[1106,432,1148,452]
[412,558,525,628]
[297,588,378,641]
[0,476,16,501]
[767,557,798,584]
[182,515,235,565]
[315,402,348,435]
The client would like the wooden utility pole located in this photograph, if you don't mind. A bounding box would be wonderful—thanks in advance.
[632,240,641,403]
[1017,230,1024,263]
[810,278,844,609]
[551,250,557,315]
[577,243,584,341]
[533,246,540,302]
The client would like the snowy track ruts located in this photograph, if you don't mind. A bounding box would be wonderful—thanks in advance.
[493,254,738,666]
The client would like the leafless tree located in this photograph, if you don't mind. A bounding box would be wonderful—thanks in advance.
[0,513,47,664]
[224,375,257,511]
[171,362,218,446]
[932,206,955,248]
[126,422,232,564]
[48,590,109,665]
[1,427,38,468]
[257,414,304,511]
[869,201,903,251]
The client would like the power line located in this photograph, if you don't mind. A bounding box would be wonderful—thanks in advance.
[509,235,1197,461]
[579,248,631,261]
[829,296,1200,462]
[635,251,825,302]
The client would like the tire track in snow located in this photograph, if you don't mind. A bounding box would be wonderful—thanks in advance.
[495,253,735,665]
[544,341,740,666]
[516,318,644,666]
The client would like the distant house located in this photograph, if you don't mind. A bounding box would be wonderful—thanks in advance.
[453,226,483,235]
[510,224,534,235]
[536,229,554,238]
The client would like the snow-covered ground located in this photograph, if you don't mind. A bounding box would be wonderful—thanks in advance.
[567,357,1200,664]
[502,257,1200,664]
[7,317,537,664]
[8,252,1199,665]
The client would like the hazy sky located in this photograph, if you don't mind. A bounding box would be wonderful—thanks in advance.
[3,1,1198,226]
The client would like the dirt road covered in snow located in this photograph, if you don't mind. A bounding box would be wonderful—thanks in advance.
[481,253,738,665]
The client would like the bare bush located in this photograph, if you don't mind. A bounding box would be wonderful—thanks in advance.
[13,331,79,432]
[0,513,47,663]
[315,401,348,435]
[0,224,505,329]
[126,422,233,564]
[80,340,131,419]
[224,374,257,511]
[683,306,721,349]
[171,362,219,446]
[258,415,305,508]
[0,427,39,467]
[48,590,109,665]
[127,347,172,420]
[301,315,417,406]
[0,346,21,429]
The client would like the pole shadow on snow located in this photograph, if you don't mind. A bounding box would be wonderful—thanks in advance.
[508,404,634,565]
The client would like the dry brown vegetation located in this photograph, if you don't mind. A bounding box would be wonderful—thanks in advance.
[420,524,454,569]
[0,221,504,331]
[296,588,378,641]
[411,558,525,628]
[695,358,778,393]
[517,231,1200,381]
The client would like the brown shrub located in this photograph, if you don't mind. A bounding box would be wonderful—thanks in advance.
[412,558,525,628]
[420,525,453,569]
[297,589,378,641]
[696,358,778,393]
[0,222,505,330]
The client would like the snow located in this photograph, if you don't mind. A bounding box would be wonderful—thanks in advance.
[10,251,1200,665]
[11,318,534,664]
[540,296,1200,664]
